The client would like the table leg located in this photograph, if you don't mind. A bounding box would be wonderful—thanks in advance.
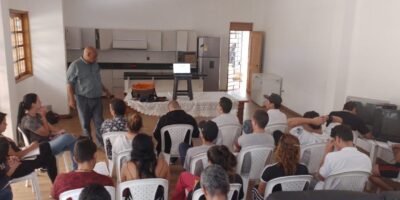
[237,101,245,124]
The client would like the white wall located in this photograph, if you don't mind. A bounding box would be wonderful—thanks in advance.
[9,0,69,114]
[0,0,19,138]
[346,0,400,106]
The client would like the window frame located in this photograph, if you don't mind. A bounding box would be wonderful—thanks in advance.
[9,9,33,82]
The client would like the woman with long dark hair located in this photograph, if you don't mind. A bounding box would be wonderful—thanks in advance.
[0,112,58,185]
[120,134,169,181]
[17,93,77,169]
[173,145,244,200]
[252,134,309,199]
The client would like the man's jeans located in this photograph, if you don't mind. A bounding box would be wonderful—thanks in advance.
[49,133,77,169]
[75,95,104,146]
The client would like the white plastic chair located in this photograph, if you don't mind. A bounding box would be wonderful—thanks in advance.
[263,175,313,199]
[265,123,288,134]
[189,152,208,176]
[236,145,273,200]
[323,171,370,191]
[219,124,242,151]
[117,178,168,200]
[115,150,131,183]
[300,142,327,174]
[102,131,126,176]
[160,124,193,164]
[192,183,242,200]
[17,126,71,172]
[9,171,41,200]
[94,161,110,176]
[59,186,115,200]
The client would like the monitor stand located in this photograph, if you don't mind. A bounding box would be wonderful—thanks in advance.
[173,74,193,100]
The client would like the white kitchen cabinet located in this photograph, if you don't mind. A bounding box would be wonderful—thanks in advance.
[98,29,113,50]
[188,31,197,52]
[81,28,96,48]
[100,69,113,91]
[177,31,189,51]
[146,31,162,51]
[65,27,82,50]
[162,31,177,51]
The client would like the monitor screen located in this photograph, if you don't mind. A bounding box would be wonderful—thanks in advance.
[377,109,400,142]
[173,63,191,74]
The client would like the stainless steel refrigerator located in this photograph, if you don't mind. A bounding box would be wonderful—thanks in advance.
[198,37,220,91]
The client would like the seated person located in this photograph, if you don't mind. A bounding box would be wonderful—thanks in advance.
[328,101,374,139]
[52,137,114,200]
[212,97,240,127]
[370,143,400,190]
[173,145,244,200]
[288,111,328,145]
[100,98,128,135]
[120,134,169,199]
[243,93,287,134]
[180,120,219,171]
[200,165,230,200]
[17,93,77,169]
[316,125,372,189]
[252,134,309,199]
[79,184,111,200]
[153,100,199,154]
[235,110,275,152]
[112,112,142,160]
[120,134,169,181]
[0,112,58,183]
[0,137,14,200]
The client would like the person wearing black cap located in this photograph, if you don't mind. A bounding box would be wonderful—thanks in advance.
[242,93,287,134]
[264,93,288,127]
[180,120,219,171]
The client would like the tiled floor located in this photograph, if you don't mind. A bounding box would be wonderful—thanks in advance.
[12,98,267,200]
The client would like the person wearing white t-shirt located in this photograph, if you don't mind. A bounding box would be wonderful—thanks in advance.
[264,93,287,127]
[242,93,287,134]
[235,110,275,152]
[316,125,372,189]
[288,111,328,145]
[212,97,240,127]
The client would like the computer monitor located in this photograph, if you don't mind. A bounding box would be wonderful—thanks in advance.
[173,63,191,74]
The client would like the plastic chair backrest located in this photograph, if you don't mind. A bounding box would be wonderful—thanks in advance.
[236,145,274,180]
[118,178,168,200]
[59,186,115,200]
[189,152,208,176]
[323,171,370,191]
[219,124,242,151]
[265,123,288,134]
[102,131,126,175]
[263,175,313,199]
[116,150,131,183]
[17,126,30,147]
[300,142,327,174]
[160,124,193,158]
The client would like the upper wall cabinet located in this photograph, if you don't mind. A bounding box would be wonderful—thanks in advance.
[147,31,162,51]
[176,31,197,52]
[65,27,82,50]
[81,28,96,48]
[162,31,177,51]
[98,29,113,50]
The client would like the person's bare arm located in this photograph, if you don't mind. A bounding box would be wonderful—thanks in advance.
[257,182,267,196]
[288,117,327,130]
[67,83,76,109]
[8,142,39,159]
[6,157,21,177]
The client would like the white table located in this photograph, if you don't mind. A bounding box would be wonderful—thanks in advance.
[124,91,248,121]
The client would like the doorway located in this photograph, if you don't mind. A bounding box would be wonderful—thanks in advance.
[227,22,252,92]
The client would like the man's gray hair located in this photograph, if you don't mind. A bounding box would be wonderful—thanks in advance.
[200,165,230,197]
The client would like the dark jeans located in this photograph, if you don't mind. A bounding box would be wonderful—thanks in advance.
[0,187,12,200]
[11,142,58,182]
[75,95,104,146]
[178,143,191,164]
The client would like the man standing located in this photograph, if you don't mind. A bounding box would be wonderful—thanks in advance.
[67,47,111,146]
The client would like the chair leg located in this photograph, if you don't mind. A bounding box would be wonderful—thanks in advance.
[31,174,42,200]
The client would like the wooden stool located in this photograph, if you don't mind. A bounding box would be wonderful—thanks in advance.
[173,75,193,100]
